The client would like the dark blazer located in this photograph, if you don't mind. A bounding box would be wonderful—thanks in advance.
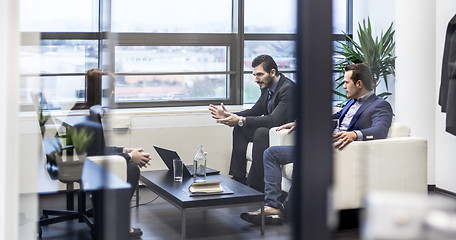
[236,74,296,128]
[333,94,393,140]
[439,13,456,135]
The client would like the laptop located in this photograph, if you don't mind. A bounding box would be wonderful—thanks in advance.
[153,146,220,178]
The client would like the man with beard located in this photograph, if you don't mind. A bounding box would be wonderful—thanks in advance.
[209,55,296,191]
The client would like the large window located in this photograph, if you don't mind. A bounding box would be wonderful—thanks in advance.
[19,0,351,109]
[111,0,232,33]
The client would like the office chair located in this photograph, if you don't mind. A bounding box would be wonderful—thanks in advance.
[38,137,94,238]
[38,107,106,237]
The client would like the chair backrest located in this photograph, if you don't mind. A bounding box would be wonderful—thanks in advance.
[88,105,105,124]
[42,137,61,180]
[387,121,411,138]
[74,121,105,155]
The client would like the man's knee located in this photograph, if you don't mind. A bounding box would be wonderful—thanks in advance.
[253,127,269,143]
[263,147,274,163]
[127,161,140,179]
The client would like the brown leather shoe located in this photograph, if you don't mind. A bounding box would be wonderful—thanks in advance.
[240,206,284,225]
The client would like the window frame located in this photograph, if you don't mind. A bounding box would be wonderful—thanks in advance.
[19,0,352,110]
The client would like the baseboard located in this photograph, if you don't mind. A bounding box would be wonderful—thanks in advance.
[434,186,456,199]
[428,184,436,192]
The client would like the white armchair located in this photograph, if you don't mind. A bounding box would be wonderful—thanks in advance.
[247,121,428,210]
[86,155,127,182]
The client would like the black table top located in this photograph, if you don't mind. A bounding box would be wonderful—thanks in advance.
[140,170,264,209]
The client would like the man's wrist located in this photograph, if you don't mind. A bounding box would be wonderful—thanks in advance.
[353,130,362,141]
[238,116,244,127]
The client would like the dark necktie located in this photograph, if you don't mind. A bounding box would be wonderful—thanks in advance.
[267,89,273,114]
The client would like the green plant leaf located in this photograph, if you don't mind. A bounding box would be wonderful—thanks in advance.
[333,17,395,98]
[377,92,392,99]
[67,127,94,154]
[332,90,349,99]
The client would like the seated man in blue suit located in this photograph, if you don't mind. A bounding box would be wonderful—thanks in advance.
[240,63,394,225]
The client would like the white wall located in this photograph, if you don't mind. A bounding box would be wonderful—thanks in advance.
[435,0,456,192]
[104,108,235,175]
[33,107,236,192]
[395,0,436,185]
[353,0,395,36]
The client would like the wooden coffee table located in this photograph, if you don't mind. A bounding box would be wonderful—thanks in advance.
[140,170,264,239]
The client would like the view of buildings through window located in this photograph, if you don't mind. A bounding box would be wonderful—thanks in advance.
[19,0,350,109]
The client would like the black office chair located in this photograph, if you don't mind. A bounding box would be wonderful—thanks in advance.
[38,108,106,238]
[38,136,94,238]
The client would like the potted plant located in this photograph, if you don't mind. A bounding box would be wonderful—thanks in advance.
[334,17,396,103]
[65,127,94,161]
[38,105,51,137]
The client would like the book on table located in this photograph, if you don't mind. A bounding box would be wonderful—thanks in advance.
[189,181,223,193]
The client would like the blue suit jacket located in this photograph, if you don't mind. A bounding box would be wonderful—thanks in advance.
[333,94,393,140]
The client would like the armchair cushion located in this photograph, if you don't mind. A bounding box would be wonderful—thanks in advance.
[86,155,127,182]
[387,121,411,138]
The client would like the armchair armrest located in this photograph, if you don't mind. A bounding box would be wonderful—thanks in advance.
[269,127,295,146]
[333,136,427,210]
[86,155,127,182]
[245,126,295,174]
[364,137,427,193]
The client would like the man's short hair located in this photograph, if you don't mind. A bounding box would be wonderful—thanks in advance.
[251,55,279,76]
[344,63,374,91]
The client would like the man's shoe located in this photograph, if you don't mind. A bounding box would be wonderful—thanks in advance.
[240,206,284,225]
[129,227,143,239]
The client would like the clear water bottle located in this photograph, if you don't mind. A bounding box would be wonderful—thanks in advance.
[193,144,207,182]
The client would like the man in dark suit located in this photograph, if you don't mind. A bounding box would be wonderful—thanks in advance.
[240,63,393,225]
[209,55,296,191]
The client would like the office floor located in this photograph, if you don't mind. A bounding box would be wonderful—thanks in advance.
[37,187,359,240]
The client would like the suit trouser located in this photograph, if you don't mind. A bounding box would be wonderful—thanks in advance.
[263,146,295,209]
[126,161,140,200]
[229,126,270,190]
